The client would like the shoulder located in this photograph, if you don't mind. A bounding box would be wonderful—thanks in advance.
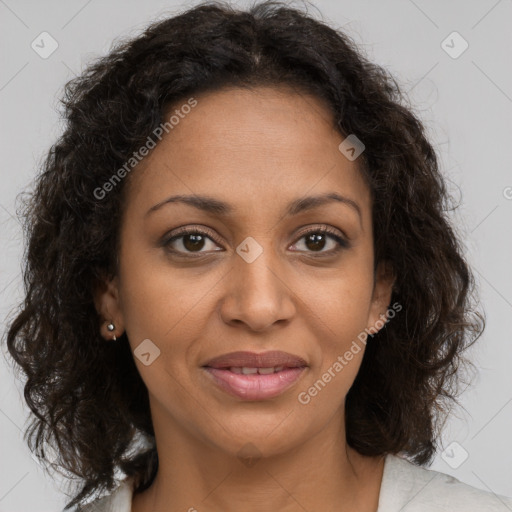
[63,476,135,512]
[378,453,512,512]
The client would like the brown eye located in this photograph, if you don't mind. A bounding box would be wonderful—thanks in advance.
[182,233,207,252]
[163,228,223,255]
[162,225,350,258]
[290,227,349,255]
[304,232,328,251]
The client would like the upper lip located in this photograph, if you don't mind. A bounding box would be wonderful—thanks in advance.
[203,351,308,369]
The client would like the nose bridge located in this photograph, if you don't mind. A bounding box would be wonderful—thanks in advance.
[237,237,277,287]
[220,234,295,330]
[235,234,283,298]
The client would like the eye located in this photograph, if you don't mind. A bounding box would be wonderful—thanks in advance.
[290,226,350,255]
[161,225,350,257]
[162,226,223,256]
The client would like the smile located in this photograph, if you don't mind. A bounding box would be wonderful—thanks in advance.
[202,350,308,400]
[203,366,306,400]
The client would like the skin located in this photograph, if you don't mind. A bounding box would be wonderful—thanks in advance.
[96,85,395,512]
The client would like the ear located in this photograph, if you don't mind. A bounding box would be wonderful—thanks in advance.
[93,274,125,340]
[366,260,396,336]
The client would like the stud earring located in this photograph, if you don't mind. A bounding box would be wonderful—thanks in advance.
[106,322,117,341]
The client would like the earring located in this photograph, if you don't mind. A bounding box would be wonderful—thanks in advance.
[106,322,117,341]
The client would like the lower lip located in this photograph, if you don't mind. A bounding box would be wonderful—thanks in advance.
[203,367,306,400]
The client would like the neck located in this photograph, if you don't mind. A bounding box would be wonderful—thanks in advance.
[132,402,385,512]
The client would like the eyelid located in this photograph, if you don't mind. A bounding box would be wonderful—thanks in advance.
[294,224,347,243]
[165,225,221,244]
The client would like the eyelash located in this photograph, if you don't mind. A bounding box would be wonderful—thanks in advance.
[161,225,350,258]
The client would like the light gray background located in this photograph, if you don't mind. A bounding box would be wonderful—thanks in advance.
[1,0,511,510]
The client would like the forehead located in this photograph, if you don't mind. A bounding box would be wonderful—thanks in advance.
[124,86,371,221]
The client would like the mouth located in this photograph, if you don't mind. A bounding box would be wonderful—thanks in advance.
[202,351,308,401]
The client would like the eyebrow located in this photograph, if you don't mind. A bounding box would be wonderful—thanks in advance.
[145,192,362,223]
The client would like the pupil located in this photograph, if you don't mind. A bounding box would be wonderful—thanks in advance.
[184,234,205,251]
[305,233,325,251]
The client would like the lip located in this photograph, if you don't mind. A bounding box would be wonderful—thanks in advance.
[203,350,308,369]
[202,351,308,401]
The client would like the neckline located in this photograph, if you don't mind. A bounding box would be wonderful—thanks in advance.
[376,452,403,511]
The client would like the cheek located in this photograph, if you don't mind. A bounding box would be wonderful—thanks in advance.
[299,258,374,337]
[294,257,374,386]
[294,278,373,413]
[117,253,206,406]
[117,241,194,349]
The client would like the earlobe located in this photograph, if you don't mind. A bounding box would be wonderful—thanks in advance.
[366,260,396,336]
[93,275,125,340]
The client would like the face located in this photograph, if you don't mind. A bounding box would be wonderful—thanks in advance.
[96,86,394,459]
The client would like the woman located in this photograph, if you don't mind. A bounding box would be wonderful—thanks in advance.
[5,1,512,511]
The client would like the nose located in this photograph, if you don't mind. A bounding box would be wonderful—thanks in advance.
[219,242,296,332]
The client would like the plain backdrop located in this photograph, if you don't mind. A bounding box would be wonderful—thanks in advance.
[0,0,511,510]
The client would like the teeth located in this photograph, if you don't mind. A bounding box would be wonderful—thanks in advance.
[229,366,286,374]
[257,367,275,375]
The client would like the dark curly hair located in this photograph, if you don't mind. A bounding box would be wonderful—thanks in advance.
[4,0,484,509]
